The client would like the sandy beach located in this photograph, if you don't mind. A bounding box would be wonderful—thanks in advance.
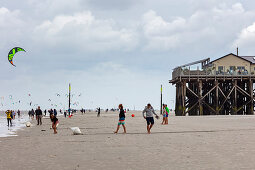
[1,111,255,170]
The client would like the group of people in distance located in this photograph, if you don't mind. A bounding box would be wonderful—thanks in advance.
[35,106,59,134]
[6,106,59,134]
[5,110,21,127]
[114,103,161,134]
[162,104,170,125]
[5,103,168,134]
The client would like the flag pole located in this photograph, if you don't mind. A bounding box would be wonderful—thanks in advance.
[160,84,163,115]
[68,83,71,116]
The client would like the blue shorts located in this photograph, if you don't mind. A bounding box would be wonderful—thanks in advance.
[146,117,154,125]
[118,117,125,125]
[163,114,167,118]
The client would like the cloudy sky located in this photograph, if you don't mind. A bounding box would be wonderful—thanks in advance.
[1,0,255,110]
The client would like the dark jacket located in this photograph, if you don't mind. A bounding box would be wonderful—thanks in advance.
[35,109,42,116]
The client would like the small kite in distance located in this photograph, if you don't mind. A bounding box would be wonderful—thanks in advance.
[8,47,26,67]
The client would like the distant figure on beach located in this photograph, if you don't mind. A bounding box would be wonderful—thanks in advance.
[31,109,35,120]
[28,110,31,118]
[114,104,126,134]
[53,109,57,117]
[44,109,47,116]
[142,103,159,134]
[162,104,167,125]
[13,111,16,119]
[64,111,67,118]
[50,114,59,134]
[17,110,21,118]
[97,107,101,117]
[165,104,169,124]
[35,106,42,125]
[5,110,12,127]
[48,109,53,115]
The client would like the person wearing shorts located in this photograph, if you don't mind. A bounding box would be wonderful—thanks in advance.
[165,104,169,124]
[143,103,159,134]
[161,104,167,124]
[114,104,126,134]
[50,114,59,134]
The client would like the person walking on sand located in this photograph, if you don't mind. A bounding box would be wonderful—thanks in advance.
[35,106,43,125]
[31,109,35,120]
[5,110,12,127]
[165,104,170,124]
[50,114,59,134]
[12,111,16,119]
[161,104,167,125]
[17,110,21,118]
[97,107,101,117]
[114,104,126,134]
[142,103,159,134]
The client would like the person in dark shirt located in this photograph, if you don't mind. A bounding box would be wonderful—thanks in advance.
[97,107,100,117]
[114,104,126,134]
[53,109,57,116]
[50,114,59,134]
[31,109,35,120]
[48,109,53,115]
[35,106,43,125]
[17,110,21,118]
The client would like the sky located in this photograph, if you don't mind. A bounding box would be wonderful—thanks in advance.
[1,0,255,110]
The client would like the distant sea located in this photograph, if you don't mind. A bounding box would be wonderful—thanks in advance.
[0,111,29,137]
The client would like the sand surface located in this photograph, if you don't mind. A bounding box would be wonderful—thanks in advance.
[1,111,255,170]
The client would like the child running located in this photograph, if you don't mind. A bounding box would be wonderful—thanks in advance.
[114,104,126,134]
[50,114,59,134]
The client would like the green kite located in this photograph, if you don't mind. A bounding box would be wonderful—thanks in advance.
[8,47,26,67]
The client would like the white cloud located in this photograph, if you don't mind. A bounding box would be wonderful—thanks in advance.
[34,11,139,52]
[141,3,255,51]
[234,22,255,52]
[0,7,25,48]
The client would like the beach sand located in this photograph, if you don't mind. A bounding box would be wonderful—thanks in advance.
[1,111,255,170]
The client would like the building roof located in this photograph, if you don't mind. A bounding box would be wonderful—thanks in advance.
[210,53,252,64]
[239,56,255,64]
[173,58,210,70]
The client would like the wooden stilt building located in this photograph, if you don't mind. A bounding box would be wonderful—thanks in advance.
[170,53,255,116]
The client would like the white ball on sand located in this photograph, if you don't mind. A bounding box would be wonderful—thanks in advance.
[70,127,82,135]
[26,122,31,127]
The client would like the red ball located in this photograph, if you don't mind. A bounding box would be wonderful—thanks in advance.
[69,115,71,118]
[131,114,135,117]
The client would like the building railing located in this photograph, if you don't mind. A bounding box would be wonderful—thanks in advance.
[172,67,255,80]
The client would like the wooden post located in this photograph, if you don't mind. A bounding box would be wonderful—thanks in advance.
[160,85,162,115]
[250,80,254,115]
[233,80,237,115]
[182,81,186,116]
[199,80,203,115]
[215,80,219,115]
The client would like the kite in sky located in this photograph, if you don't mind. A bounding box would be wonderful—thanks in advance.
[8,47,26,67]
